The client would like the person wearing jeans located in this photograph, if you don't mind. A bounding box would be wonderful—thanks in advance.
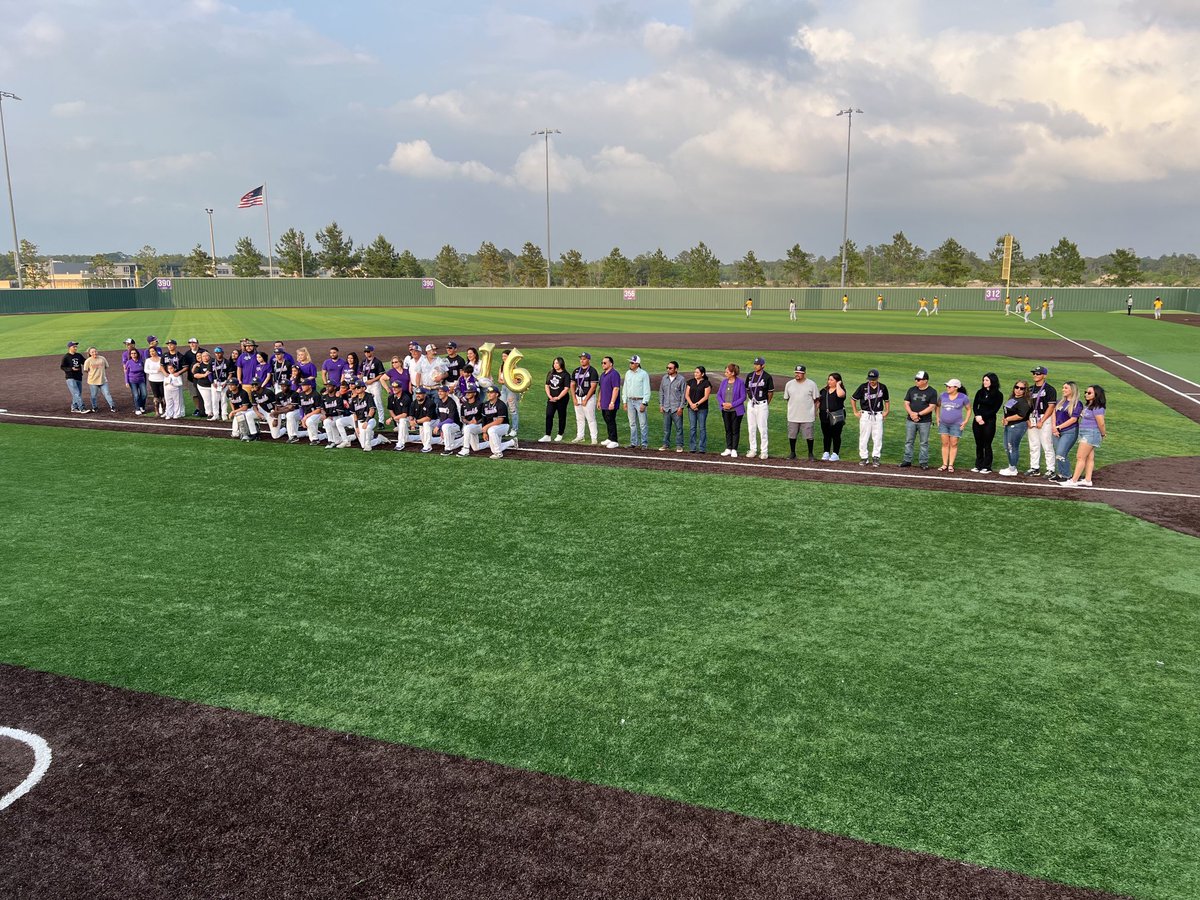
[82,347,116,412]
[61,341,86,412]
[658,360,686,452]
[899,370,937,468]
[685,366,711,453]
[124,347,147,415]
[1049,381,1083,482]
[998,381,1032,476]
[622,355,651,449]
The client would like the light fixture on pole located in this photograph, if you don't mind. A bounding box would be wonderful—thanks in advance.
[836,107,863,290]
[0,90,23,289]
[205,208,216,277]
[532,128,560,287]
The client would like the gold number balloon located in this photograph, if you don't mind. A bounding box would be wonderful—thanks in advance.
[476,342,495,381]
[500,347,532,393]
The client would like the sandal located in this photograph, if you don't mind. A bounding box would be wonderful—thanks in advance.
[948,466,955,473]
[937,465,948,471]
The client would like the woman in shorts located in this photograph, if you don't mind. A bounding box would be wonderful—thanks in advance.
[936,378,971,472]
[1060,386,1106,488]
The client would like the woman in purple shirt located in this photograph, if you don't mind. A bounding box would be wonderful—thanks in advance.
[1048,381,1083,482]
[717,363,746,457]
[1061,385,1107,488]
[123,347,147,416]
[252,350,271,387]
[936,378,971,472]
[295,347,318,382]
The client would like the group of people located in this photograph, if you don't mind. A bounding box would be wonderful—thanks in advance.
[58,336,1110,485]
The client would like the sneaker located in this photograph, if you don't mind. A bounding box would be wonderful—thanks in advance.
[658,445,668,452]
[1024,468,1041,477]
[998,467,1016,476]
[859,459,868,466]
[721,449,731,457]
[458,449,470,457]
[441,449,455,456]
[730,450,738,458]
[490,452,504,460]
[978,468,991,474]
[1078,479,1092,487]
[1058,479,1078,487]
[337,440,353,449]
[807,454,816,462]
[970,467,980,473]
[538,435,552,443]
[745,451,757,459]
[287,437,300,444]
[830,453,839,461]
[920,464,929,470]
[821,452,830,461]
[898,461,911,468]
[591,439,598,445]
[421,447,433,453]
[511,437,519,450]
[571,437,585,444]
[392,445,406,451]
[872,458,881,468]
[760,454,768,460]
[554,434,563,442]
[676,447,683,453]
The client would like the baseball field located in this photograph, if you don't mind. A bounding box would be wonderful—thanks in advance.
[1,305,1198,899]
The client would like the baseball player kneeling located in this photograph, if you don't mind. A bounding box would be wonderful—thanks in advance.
[227,381,258,441]
[323,384,357,449]
[458,386,485,455]
[349,382,378,451]
[481,385,518,459]
[408,386,437,452]
[434,384,464,455]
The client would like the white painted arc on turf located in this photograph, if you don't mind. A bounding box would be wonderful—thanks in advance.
[0,727,52,812]
[0,411,229,433]
[1026,320,1200,407]
[3,411,1198,501]
[1125,356,1200,390]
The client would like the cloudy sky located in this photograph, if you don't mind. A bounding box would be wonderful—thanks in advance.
[2,0,1197,261]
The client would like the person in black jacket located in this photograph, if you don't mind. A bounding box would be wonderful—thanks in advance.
[970,372,1003,473]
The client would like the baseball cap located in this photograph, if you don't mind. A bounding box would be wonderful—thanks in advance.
[753,357,766,366]
[914,370,929,380]
[68,340,78,347]
[579,352,591,359]
[250,378,261,385]
[166,338,177,344]
[146,335,157,342]
[867,368,880,378]
[274,347,286,354]
[794,364,806,373]
[1031,366,1049,375]
[364,344,374,352]
[214,346,224,353]
[465,384,478,393]
[188,337,198,343]
[408,340,419,349]
[629,355,641,364]
[436,383,449,391]
[486,384,500,394]
[447,341,458,349]
[414,385,427,394]
[301,379,314,387]
[123,338,134,345]
[424,343,437,352]
[945,378,963,388]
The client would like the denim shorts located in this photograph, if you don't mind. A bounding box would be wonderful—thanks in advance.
[938,422,963,438]
[1080,428,1102,448]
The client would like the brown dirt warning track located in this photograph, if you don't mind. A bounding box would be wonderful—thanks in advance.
[0,664,1125,899]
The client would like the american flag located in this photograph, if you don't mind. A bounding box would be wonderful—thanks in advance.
[237,186,265,208]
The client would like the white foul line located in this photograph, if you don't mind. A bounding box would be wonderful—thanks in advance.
[1025,320,1200,407]
[1125,356,1200,390]
[0,727,52,812]
[3,411,1198,501]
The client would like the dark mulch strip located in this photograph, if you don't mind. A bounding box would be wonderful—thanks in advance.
[1131,314,1200,327]
[0,664,1125,900]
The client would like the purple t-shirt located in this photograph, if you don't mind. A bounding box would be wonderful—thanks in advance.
[298,361,317,381]
[1054,400,1083,430]
[322,358,348,387]
[598,369,621,410]
[1079,406,1105,430]
[939,391,969,426]
[386,366,411,393]
[123,357,145,384]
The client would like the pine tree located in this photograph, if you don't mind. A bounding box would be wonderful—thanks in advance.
[230,236,264,277]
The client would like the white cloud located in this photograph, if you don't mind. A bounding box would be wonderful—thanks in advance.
[385,140,511,184]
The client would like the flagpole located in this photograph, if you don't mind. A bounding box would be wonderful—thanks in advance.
[263,182,274,277]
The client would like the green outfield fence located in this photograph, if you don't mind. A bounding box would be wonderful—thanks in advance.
[2,278,1197,315]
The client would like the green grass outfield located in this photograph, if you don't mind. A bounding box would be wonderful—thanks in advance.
[4,305,1195,380]
[1,423,1197,899]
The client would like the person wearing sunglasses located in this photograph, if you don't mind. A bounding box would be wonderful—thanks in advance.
[1059,386,1107,488]
[998,381,1033,476]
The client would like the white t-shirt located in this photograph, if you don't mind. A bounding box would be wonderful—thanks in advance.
[144,358,165,383]
[784,377,821,423]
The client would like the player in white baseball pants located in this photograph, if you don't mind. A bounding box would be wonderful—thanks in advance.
[573,395,597,442]
[858,411,884,460]
[745,400,769,458]
[355,417,377,451]
[324,411,356,448]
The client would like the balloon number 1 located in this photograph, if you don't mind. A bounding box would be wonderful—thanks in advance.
[475,342,532,393]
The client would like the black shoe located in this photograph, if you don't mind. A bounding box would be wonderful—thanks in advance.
[920,464,929,470]
[192,410,205,418]
[788,453,797,459]
[898,461,911,468]
[859,459,868,466]
[807,454,815,461]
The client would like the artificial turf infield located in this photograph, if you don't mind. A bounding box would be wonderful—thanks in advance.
[1,423,1197,898]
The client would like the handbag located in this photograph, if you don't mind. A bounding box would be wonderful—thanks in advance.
[826,391,845,425]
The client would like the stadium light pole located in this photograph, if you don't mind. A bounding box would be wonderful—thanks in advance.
[532,128,560,287]
[0,90,23,289]
[837,107,863,290]
[205,208,217,277]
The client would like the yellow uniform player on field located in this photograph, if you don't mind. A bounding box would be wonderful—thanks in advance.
[917,297,930,316]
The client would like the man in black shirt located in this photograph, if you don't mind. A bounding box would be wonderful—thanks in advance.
[435,384,463,455]
[444,341,464,388]
[482,385,517,459]
[386,381,412,450]
[227,381,258,441]
[61,340,87,412]
[900,370,938,469]
[252,381,281,439]
[457,386,485,456]
[349,382,380,450]
[183,338,207,417]
[361,345,386,425]
[408,386,437,452]
[289,380,321,443]
[851,368,889,467]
